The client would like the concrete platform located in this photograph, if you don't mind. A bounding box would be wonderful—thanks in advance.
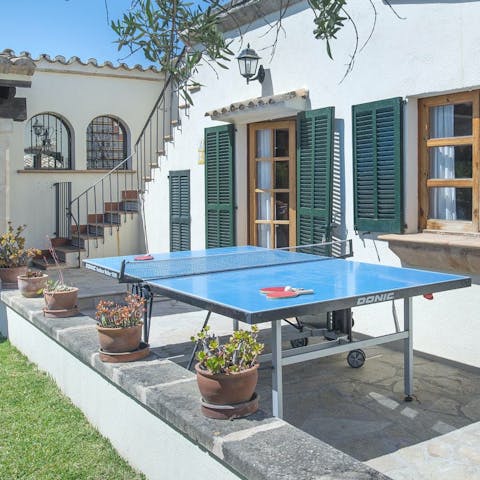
[25,268,480,479]
[85,293,480,479]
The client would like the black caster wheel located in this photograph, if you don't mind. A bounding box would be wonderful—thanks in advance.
[290,337,309,348]
[347,349,365,368]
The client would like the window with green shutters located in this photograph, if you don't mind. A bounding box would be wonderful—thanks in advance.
[352,97,404,233]
[296,107,335,254]
[169,170,191,251]
[204,124,235,248]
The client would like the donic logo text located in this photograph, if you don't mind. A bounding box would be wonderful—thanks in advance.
[356,292,395,305]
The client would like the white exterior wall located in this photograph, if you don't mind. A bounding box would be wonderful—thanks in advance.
[6,60,163,249]
[1,306,241,480]
[143,1,480,368]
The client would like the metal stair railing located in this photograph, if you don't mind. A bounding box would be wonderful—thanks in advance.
[68,63,184,266]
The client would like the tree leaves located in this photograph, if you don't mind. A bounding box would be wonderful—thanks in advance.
[111,1,398,98]
[111,0,231,103]
[308,0,347,59]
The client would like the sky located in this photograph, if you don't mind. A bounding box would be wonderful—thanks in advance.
[1,0,154,68]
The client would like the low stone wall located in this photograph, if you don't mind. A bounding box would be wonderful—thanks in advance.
[0,290,389,480]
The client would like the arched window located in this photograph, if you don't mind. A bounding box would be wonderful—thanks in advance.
[24,113,72,169]
[86,116,128,169]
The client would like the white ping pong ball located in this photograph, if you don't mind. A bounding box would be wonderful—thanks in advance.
[285,286,292,291]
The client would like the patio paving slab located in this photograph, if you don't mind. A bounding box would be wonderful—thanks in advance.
[76,268,480,479]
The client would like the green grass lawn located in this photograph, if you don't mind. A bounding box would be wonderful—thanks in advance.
[0,336,145,480]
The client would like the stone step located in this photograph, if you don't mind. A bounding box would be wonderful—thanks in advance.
[103,212,122,224]
[104,200,139,213]
[87,224,108,236]
[32,244,86,269]
[122,190,139,200]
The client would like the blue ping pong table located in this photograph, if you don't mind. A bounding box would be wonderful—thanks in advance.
[84,245,471,419]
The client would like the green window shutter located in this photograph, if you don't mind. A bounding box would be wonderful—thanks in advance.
[296,107,335,253]
[169,170,191,251]
[205,124,235,248]
[352,97,404,233]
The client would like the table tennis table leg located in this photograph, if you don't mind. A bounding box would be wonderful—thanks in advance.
[271,319,283,419]
[187,311,212,371]
[404,298,414,401]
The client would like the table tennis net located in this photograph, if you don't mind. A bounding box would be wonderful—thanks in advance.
[120,240,352,282]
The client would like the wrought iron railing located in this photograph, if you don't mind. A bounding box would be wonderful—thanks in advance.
[68,66,184,264]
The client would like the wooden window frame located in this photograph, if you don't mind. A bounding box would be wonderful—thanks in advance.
[418,91,480,232]
[248,120,296,247]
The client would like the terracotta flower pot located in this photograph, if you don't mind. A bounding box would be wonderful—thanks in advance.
[44,287,79,311]
[195,363,259,405]
[18,273,48,298]
[0,266,28,288]
[96,323,143,353]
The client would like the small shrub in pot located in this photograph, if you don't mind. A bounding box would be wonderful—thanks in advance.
[95,294,146,353]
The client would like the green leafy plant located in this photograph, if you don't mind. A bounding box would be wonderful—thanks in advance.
[44,279,75,293]
[191,325,264,375]
[0,223,40,268]
[95,294,146,329]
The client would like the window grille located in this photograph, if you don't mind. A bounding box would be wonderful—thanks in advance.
[87,116,128,169]
[24,113,71,169]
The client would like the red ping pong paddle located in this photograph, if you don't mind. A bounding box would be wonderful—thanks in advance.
[134,254,154,261]
[260,286,287,294]
[260,286,314,297]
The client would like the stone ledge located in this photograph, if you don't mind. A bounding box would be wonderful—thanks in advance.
[379,232,480,275]
[0,289,389,480]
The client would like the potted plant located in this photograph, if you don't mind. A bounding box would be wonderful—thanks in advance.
[191,325,264,419]
[95,294,149,362]
[43,240,78,316]
[0,223,40,289]
[17,269,48,298]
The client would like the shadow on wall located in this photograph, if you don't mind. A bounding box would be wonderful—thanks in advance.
[332,118,347,256]
[0,301,8,338]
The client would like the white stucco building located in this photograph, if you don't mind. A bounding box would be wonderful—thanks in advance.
[0,49,163,260]
[140,0,480,367]
[1,1,479,367]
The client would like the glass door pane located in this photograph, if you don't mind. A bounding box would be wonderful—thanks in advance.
[275,225,289,248]
[257,224,271,248]
[274,129,289,157]
[257,193,272,220]
[250,121,295,248]
[275,192,289,220]
[257,161,272,189]
[256,129,271,157]
[275,161,289,188]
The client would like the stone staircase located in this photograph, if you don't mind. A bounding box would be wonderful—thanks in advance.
[34,190,143,269]
[38,65,191,269]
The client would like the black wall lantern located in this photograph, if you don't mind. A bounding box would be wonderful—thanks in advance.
[236,44,265,84]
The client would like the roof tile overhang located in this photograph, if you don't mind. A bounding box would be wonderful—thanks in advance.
[205,88,309,123]
[0,49,36,87]
[218,0,304,33]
